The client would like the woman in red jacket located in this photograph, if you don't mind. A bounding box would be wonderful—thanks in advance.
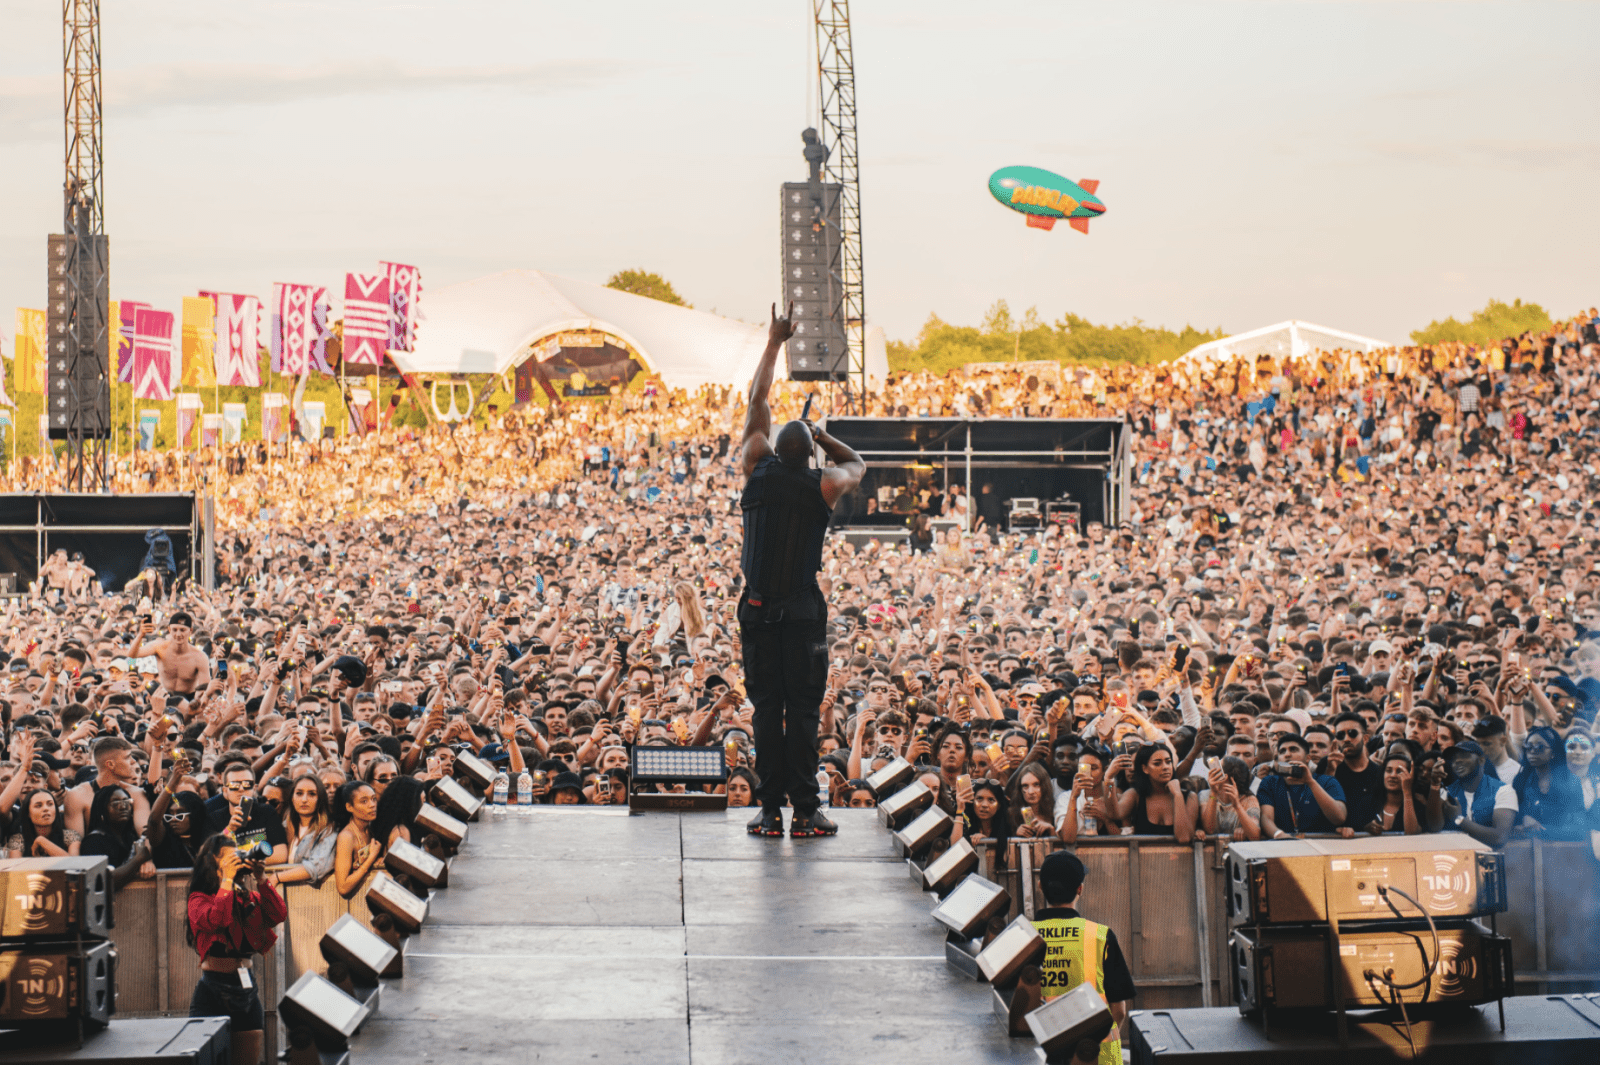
[186,833,287,1064]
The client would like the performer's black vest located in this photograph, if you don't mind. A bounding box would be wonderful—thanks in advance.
[740,456,830,602]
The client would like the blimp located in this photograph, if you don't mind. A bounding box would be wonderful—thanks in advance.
[988,166,1105,233]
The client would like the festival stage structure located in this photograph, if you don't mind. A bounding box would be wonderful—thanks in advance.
[823,417,1130,536]
[0,493,211,593]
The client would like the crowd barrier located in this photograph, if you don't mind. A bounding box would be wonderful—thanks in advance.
[107,870,379,1061]
[973,835,1600,1008]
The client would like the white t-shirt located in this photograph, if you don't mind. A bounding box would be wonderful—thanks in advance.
[1459,780,1519,819]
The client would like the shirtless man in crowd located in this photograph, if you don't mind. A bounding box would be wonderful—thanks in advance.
[126,610,212,695]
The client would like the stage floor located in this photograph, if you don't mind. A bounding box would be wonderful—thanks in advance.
[349,807,1032,1064]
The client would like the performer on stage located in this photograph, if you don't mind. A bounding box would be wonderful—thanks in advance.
[1033,852,1136,1064]
[739,303,864,839]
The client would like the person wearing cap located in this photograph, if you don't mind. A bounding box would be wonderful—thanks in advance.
[127,610,211,695]
[1426,739,1516,846]
[1032,852,1135,1065]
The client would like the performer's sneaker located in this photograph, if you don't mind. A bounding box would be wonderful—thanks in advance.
[747,807,785,837]
[789,810,838,838]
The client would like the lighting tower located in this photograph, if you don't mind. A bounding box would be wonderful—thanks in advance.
[61,0,110,491]
[813,0,865,403]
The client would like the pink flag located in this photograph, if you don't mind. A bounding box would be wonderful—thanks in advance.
[343,272,390,366]
[382,262,420,352]
[176,394,203,449]
[132,308,175,400]
[207,293,262,387]
[274,283,318,375]
[117,301,151,382]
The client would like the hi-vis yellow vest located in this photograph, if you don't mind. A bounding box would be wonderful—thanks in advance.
[1032,915,1120,1065]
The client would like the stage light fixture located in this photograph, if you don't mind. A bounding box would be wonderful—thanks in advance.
[922,836,978,895]
[1026,982,1114,1059]
[0,857,111,939]
[279,971,372,1052]
[976,915,1046,986]
[452,748,497,791]
[318,914,399,987]
[878,780,933,830]
[892,805,952,859]
[931,871,1009,938]
[865,756,914,799]
[365,872,429,933]
[384,837,447,889]
[631,746,727,785]
[430,776,484,821]
[415,803,467,847]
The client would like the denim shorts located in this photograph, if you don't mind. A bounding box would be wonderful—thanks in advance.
[189,969,264,1032]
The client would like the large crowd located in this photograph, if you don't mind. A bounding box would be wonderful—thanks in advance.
[3,305,1600,1052]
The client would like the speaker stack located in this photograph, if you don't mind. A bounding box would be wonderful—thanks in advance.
[1224,834,1512,1018]
[0,856,116,1037]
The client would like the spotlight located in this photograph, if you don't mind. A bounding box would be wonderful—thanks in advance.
[976,915,1046,986]
[416,803,467,847]
[430,776,484,821]
[892,805,952,859]
[1025,983,1113,1060]
[629,746,728,811]
[364,872,429,933]
[864,756,914,798]
[278,971,373,1052]
[878,780,933,830]
[930,871,1009,938]
[922,836,978,895]
[384,837,447,889]
[318,914,399,987]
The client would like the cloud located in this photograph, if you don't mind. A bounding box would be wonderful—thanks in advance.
[0,59,627,143]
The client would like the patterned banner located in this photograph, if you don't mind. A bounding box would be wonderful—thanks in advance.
[38,414,50,455]
[137,409,160,451]
[201,412,223,448]
[116,301,150,383]
[132,308,175,400]
[13,309,45,393]
[301,400,326,441]
[273,283,318,375]
[382,262,421,352]
[310,292,334,374]
[176,393,204,449]
[343,272,391,365]
[261,392,286,443]
[181,296,217,388]
[207,293,262,387]
[221,402,247,444]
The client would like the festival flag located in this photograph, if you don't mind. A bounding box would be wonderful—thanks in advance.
[301,400,326,441]
[272,283,319,375]
[342,272,390,366]
[132,308,175,400]
[221,402,247,444]
[181,296,217,387]
[13,309,46,393]
[201,412,223,447]
[347,386,373,436]
[310,292,334,374]
[0,409,11,441]
[382,262,420,352]
[176,393,203,449]
[116,301,150,382]
[207,293,262,387]
[38,414,50,456]
[137,409,160,451]
[261,392,286,443]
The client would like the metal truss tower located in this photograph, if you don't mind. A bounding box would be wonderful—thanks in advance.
[62,0,110,491]
[813,0,865,403]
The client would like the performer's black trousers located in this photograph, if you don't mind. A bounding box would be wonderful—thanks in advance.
[738,588,828,814]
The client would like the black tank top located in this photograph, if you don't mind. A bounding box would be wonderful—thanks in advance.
[740,456,830,601]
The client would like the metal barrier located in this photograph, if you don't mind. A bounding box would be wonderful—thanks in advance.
[973,835,1600,1009]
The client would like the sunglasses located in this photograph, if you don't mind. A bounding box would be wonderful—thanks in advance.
[876,726,904,736]
[162,812,189,823]
[373,773,397,783]
[1335,729,1362,740]
[223,782,252,792]
[1566,742,1593,752]
[867,686,892,694]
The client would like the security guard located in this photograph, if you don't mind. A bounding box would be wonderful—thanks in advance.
[1033,852,1136,1065]
[738,303,865,839]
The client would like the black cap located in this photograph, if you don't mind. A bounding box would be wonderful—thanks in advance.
[331,655,368,689]
[1040,851,1086,905]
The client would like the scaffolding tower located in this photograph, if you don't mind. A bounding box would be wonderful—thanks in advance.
[813,0,865,404]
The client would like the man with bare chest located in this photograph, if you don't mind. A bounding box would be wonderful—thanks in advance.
[126,610,211,694]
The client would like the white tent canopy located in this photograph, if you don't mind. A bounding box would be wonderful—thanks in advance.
[396,269,773,390]
[1179,320,1391,365]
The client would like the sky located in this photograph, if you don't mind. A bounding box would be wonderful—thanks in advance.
[1,0,1597,353]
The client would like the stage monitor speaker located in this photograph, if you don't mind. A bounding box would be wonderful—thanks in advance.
[1225,833,1505,926]
[415,803,467,847]
[1026,982,1114,1057]
[931,873,1010,939]
[430,776,484,822]
[865,756,914,799]
[278,971,372,1052]
[318,914,399,987]
[0,857,111,940]
[451,749,497,792]
[923,837,979,896]
[0,939,115,1028]
[1231,922,1513,1013]
[977,915,1047,987]
[878,780,934,830]
[893,805,952,859]
[384,838,446,889]
[365,872,428,933]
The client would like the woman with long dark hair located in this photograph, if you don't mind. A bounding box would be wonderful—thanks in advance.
[5,788,78,858]
[1112,744,1197,842]
[145,755,211,869]
[186,833,285,1065]
[1005,762,1057,838]
[1371,751,1425,835]
[333,781,383,898]
[271,773,336,889]
[80,785,152,888]
[371,776,427,850]
[963,779,1010,843]
[1513,725,1586,840]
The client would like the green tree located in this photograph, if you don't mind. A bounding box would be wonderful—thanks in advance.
[605,270,690,307]
[1411,298,1552,346]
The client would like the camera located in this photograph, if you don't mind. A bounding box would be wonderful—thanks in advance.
[238,840,274,863]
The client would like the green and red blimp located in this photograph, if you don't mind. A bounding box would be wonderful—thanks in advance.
[988,166,1105,233]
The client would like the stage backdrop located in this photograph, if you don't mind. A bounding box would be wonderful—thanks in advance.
[0,494,206,592]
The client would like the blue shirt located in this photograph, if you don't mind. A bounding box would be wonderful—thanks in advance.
[1257,771,1346,834]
